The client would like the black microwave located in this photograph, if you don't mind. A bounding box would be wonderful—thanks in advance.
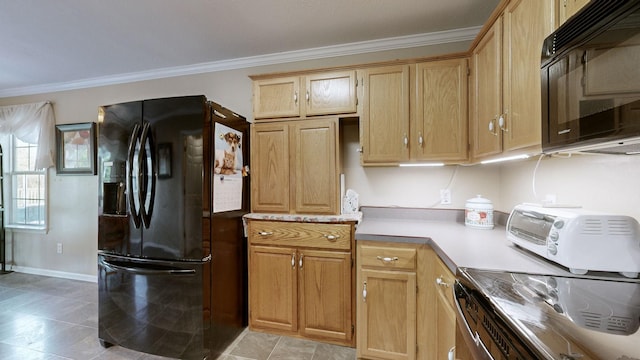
[541,0,640,155]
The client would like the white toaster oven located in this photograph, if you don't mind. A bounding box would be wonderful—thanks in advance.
[507,204,640,278]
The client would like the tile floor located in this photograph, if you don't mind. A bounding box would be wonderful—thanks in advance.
[0,272,356,360]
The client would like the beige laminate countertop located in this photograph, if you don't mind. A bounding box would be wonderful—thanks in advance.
[355,206,569,276]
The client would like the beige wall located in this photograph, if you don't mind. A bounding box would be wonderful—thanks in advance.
[0,42,478,279]
[3,40,640,279]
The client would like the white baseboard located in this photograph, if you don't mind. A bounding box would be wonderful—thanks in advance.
[9,266,97,283]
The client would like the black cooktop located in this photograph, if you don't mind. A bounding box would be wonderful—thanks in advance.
[459,268,640,360]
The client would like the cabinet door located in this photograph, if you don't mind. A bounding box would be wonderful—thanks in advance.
[471,18,503,160]
[291,118,339,214]
[359,65,410,165]
[305,71,357,116]
[414,59,468,162]
[435,295,456,360]
[502,0,554,153]
[249,246,297,333]
[433,258,457,360]
[299,249,352,344]
[253,77,300,119]
[558,0,590,25]
[357,269,416,360]
[251,123,290,213]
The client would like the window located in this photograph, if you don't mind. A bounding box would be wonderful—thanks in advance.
[8,136,47,229]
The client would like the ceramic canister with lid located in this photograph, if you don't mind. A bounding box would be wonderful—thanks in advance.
[465,195,494,229]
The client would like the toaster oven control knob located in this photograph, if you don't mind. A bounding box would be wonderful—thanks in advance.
[548,243,558,255]
[549,231,559,242]
[553,220,565,229]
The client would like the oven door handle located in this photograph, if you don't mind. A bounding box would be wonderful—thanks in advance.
[454,286,495,360]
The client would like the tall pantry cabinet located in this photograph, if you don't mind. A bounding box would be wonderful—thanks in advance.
[248,69,357,347]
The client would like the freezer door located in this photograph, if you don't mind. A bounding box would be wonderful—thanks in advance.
[98,101,143,257]
[140,96,207,261]
[98,253,210,359]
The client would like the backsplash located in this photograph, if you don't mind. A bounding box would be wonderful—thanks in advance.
[342,123,640,221]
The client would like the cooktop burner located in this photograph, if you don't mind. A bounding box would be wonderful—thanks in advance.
[458,268,640,360]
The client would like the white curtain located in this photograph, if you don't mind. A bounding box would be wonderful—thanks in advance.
[0,101,55,170]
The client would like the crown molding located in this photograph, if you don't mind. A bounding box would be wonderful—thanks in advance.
[0,26,480,98]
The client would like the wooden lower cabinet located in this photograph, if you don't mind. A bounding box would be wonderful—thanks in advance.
[358,268,417,360]
[357,241,427,360]
[249,245,297,332]
[356,242,461,360]
[247,219,355,346]
[429,250,457,360]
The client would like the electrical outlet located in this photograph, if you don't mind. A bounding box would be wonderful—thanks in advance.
[440,189,451,205]
[56,243,63,254]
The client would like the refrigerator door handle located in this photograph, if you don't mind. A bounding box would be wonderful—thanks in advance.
[139,121,156,229]
[102,259,196,275]
[127,123,142,229]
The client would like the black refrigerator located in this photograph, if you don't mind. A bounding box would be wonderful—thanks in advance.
[97,95,249,359]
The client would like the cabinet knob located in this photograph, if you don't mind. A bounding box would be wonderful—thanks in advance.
[436,276,450,288]
[403,134,408,147]
[488,117,498,136]
[418,132,424,147]
[498,112,508,132]
[376,256,399,264]
[448,346,456,360]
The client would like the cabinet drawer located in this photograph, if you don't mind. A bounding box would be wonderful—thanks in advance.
[434,257,456,309]
[248,220,351,250]
[359,245,417,270]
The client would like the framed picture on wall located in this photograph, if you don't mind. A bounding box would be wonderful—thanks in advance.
[55,122,97,175]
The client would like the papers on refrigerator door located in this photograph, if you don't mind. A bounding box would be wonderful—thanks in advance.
[213,122,244,213]
[214,175,242,213]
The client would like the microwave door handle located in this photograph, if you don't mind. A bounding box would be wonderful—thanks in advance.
[127,123,142,229]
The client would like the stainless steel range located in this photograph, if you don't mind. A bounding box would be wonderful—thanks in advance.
[455,267,640,360]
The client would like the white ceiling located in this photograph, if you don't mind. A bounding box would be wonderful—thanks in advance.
[0,0,500,97]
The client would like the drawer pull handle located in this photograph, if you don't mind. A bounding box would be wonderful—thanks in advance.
[436,276,450,288]
[362,281,367,302]
[376,256,399,263]
[258,231,273,236]
[323,234,340,241]
[291,253,296,268]
[299,254,304,269]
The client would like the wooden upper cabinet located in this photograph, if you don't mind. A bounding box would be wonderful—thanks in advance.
[291,119,340,214]
[253,71,357,120]
[502,0,555,153]
[359,65,411,165]
[471,0,555,161]
[251,122,290,213]
[253,76,301,119]
[305,71,357,116]
[251,118,340,215]
[558,0,590,26]
[471,18,503,160]
[413,58,469,162]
